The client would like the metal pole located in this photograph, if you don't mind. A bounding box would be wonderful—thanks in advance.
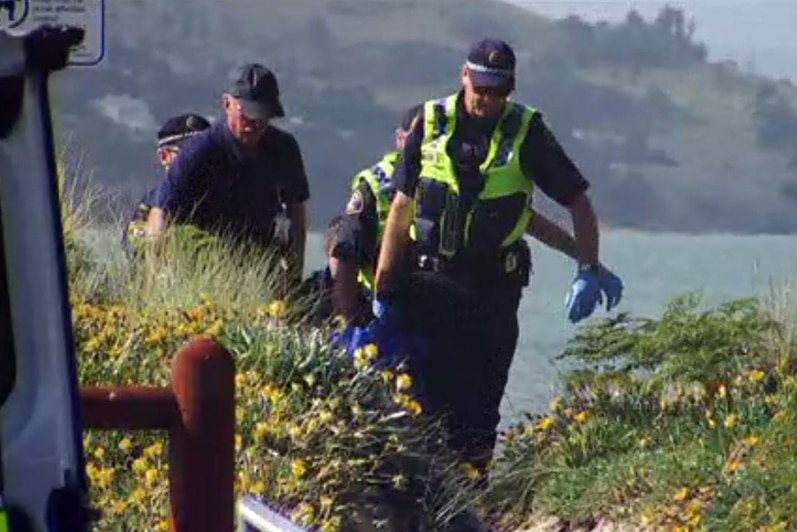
[169,337,236,532]
[80,387,178,430]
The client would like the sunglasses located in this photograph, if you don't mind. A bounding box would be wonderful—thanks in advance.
[472,85,511,98]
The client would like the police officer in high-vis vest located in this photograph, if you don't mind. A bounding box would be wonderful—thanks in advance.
[328,104,423,326]
[373,38,624,473]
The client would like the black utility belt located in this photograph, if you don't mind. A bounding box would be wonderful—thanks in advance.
[415,244,531,285]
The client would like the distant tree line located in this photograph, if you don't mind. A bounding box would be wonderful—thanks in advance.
[554,6,708,70]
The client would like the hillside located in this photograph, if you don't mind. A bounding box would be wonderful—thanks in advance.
[52,0,797,233]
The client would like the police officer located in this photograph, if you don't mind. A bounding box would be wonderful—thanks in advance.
[328,104,423,326]
[122,113,210,257]
[373,38,624,471]
[335,104,595,350]
[146,63,310,283]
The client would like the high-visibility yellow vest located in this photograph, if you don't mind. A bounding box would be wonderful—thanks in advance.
[412,93,536,259]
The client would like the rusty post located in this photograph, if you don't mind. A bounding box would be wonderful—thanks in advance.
[80,387,178,430]
[169,336,236,532]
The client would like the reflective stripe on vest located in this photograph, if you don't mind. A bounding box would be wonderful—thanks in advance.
[414,93,535,258]
[350,151,399,291]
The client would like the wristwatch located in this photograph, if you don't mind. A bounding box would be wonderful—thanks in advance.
[578,262,600,273]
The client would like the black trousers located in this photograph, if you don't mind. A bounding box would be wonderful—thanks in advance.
[397,262,525,467]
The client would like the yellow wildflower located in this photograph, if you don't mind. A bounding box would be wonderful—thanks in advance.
[254,422,270,442]
[392,474,408,490]
[673,487,689,501]
[320,516,342,532]
[744,435,760,447]
[396,373,413,392]
[118,437,133,452]
[726,459,744,473]
[749,369,766,382]
[291,458,308,479]
[290,502,315,526]
[353,349,369,371]
[287,423,302,439]
[131,487,147,504]
[145,468,159,487]
[538,416,555,431]
[405,398,423,416]
[144,441,164,458]
[462,462,481,481]
[574,410,591,424]
[263,383,284,402]
[268,299,288,319]
[363,343,379,361]
[132,457,148,473]
[110,499,129,513]
[724,414,738,429]
[773,410,786,423]
[320,495,334,510]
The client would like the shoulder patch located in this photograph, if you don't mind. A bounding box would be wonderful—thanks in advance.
[346,189,364,215]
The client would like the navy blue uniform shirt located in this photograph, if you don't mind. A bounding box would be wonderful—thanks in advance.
[394,95,589,207]
[154,120,310,248]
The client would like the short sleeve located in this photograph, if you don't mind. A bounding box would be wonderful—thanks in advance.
[330,183,379,265]
[519,113,590,207]
[279,133,310,205]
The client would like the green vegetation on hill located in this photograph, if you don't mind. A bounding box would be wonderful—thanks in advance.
[55,0,797,241]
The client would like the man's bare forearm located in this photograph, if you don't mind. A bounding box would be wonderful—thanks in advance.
[145,207,167,236]
[526,210,578,260]
[375,192,413,295]
[568,192,599,267]
[332,259,363,321]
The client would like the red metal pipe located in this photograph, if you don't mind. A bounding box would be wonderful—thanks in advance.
[79,336,236,532]
[81,386,178,430]
[169,336,236,532]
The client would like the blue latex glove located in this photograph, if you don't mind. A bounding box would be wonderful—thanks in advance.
[564,267,602,323]
[597,265,623,311]
[331,323,377,355]
[372,297,391,321]
[330,324,355,350]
